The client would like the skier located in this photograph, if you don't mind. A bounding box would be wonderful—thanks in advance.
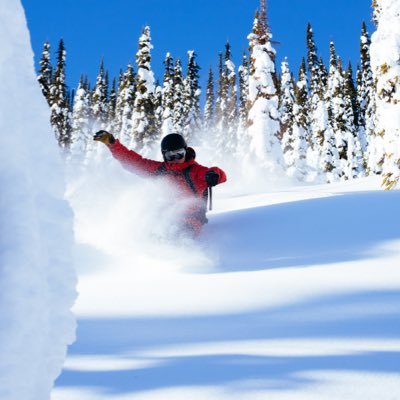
[93,131,227,236]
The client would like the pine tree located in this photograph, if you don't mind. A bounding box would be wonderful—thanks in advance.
[37,41,52,104]
[238,53,250,128]
[318,57,329,89]
[113,70,125,135]
[69,77,91,162]
[279,57,294,143]
[182,50,202,142]
[359,21,379,175]
[306,23,319,94]
[320,119,340,183]
[215,43,238,156]
[107,77,117,131]
[356,65,369,170]
[246,2,284,170]
[224,42,239,154]
[161,53,175,137]
[237,53,250,157]
[215,52,228,141]
[327,42,347,180]
[306,24,327,177]
[204,67,215,132]
[370,0,400,189]
[291,58,310,180]
[154,82,163,137]
[131,26,158,153]
[358,22,372,130]
[346,63,359,129]
[236,53,249,159]
[49,39,71,149]
[343,63,364,178]
[117,64,135,145]
[279,58,295,169]
[91,59,109,130]
[172,58,185,133]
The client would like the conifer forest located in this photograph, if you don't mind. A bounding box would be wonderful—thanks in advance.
[37,0,400,189]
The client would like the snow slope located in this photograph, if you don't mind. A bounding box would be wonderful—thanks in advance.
[52,167,400,400]
[0,1,76,399]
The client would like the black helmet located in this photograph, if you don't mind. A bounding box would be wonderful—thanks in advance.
[161,133,187,154]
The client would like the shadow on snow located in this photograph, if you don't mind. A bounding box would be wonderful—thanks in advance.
[203,191,400,272]
[55,290,400,394]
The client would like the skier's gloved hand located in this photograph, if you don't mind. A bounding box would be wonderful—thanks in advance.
[93,130,115,145]
[205,170,219,187]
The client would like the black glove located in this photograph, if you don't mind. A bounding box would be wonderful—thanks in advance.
[205,170,219,187]
[93,130,115,145]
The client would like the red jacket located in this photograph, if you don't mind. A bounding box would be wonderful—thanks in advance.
[107,140,227,234]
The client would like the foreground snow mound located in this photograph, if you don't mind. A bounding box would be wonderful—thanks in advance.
[0,2,77,399]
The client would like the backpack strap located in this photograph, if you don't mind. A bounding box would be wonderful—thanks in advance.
[182,165,198,196]
[155,164,198,194]
[182,165,208,224]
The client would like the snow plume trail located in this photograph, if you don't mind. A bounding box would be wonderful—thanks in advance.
[194,130,295,198]
[66,159,216,316]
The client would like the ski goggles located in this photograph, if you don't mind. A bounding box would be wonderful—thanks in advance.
[164,148,186,161]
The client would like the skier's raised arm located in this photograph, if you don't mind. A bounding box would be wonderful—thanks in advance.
[94,130,162,175]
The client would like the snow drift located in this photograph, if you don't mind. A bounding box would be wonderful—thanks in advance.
[0,1,77,399]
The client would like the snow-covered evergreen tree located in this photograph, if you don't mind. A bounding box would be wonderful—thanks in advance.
[154,82,163,138]
[131,26,158,153]
[238,53,250,128]
[358,21,378,175]
[215,43,238,156]
[69,77,91,163]
[346,63,360,130]
[116,64,135,145]
[237,53,250,157]
[224,42,239,154]
[91,59,108,130]
[279,58,296,169]
[37,41,52,104]
[204,67,215,132]
[182,50,202,142]
[320,118,340,183]
[306,23,326,176]
[49,39,71,149]
[370,0,400,189]
[107,77,117,131]
[281,58,309,180]
[356,64,365,150]
[290,58,310,180]
[113,70,126,137]
[306,23,320,96]
[215,52,228,147]
[343,63,365,179]
[172,58,185,134]
[161,53,175,137]
[246,3,284,170]
[327,42,347,180]
[279,57,295,148]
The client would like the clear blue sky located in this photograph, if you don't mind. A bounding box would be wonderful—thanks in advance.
[21,0,374,95]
